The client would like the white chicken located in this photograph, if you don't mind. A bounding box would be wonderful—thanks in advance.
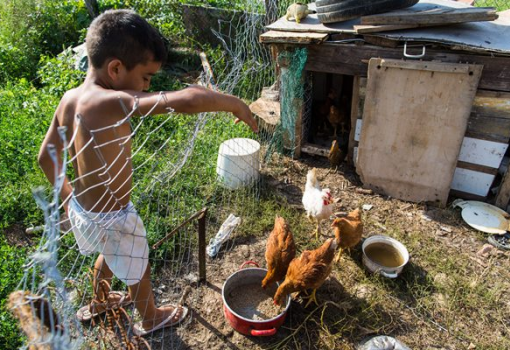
[302,168,335,240]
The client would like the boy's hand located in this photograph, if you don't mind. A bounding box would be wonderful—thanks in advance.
[232,99,259,133]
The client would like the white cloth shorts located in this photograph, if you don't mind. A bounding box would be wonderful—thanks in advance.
[68,197,149,286]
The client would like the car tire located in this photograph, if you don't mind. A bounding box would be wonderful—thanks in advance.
[316,0,419,23]
[315,0,360,10]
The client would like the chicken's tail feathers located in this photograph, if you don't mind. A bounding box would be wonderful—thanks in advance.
[306,168,320,189]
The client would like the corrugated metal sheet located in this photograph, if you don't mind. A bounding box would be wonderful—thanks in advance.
[266,0,510,54]
[376,1,510,54]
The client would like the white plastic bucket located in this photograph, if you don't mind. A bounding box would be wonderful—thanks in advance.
[216,138,260,190]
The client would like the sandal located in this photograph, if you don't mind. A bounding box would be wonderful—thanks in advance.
[133,304,189,336]
[76,291,132,322]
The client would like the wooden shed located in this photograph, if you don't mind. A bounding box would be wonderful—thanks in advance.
[256,0,510,209]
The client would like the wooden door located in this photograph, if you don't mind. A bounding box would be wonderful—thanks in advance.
[357,58,482,206]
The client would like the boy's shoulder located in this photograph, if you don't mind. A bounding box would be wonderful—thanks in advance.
[60,84,135,126]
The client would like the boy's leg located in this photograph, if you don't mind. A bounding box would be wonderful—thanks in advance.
[90,254,130,312]
[93,254,113,300]
[128,263,185,329]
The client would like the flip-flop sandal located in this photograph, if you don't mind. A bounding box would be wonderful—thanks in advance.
[76,291,132,322]
[132,305,189,336]
[488,232,510,250]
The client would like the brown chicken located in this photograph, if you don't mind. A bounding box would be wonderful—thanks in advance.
[331,208,363,263]
[319,89,337,116]
[328,139,346,168]
[273,238,337,308]
[261,216,296,289]
[327,95,349,138]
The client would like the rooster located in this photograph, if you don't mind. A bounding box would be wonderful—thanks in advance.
[302,168,335,240]
[331,208,363,263]
[273,238,337,308]
[261,216,296,289]
[328,139,346,168]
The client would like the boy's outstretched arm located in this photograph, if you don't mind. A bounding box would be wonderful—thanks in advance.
[38,114,73,212]
[121,85,259,133]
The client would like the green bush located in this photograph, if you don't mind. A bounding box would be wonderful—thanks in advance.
[0,0,90,84]
[0,237,28,349]
[38,49,86,96]
[0,79,57,228]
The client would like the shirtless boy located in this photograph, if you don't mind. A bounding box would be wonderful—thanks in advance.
[38,9,258,336]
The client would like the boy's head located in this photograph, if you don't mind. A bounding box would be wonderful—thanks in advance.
[86,9,167,71]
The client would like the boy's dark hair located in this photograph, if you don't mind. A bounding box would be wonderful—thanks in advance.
[86,9,167,70]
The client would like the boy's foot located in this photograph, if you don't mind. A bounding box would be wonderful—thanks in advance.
[133,304,189,336]
[76,291,132,322]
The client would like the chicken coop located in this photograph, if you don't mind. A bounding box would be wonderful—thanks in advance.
[254,0,510,209]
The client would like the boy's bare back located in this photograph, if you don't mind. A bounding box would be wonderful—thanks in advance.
[38,9,257,215]
[55,83,136,212]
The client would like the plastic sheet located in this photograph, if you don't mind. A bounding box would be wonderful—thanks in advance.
[358,336,410,350]
[206,214,241,257]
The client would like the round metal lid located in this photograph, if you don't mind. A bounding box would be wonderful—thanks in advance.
[453,199,510,234]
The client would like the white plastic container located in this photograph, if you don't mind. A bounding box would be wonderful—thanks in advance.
[216,138,260,190]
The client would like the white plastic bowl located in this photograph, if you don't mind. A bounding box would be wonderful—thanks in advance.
[216,138,260,190]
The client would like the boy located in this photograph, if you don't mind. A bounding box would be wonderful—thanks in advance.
[38,9,258,336]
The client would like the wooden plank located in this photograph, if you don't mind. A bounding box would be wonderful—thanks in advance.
[266,10,358,34]
[357,58,483,206]
[329,33,359,41]
[455,161,498,175]
[449,189,487,201]
[495,167,510,208]
[457,137,508,168]
[472,90,510,119]
[467,90,510,142]
[380,59,470,73]
[348,77,366,164]
[450,167,495,197]
[354,117,508,169]
[301,143,329,157]
[348,76,360,165]
[355,23,436,34]
[361,7,498,25]
[354,119,362,142]
[249,97,280,134]
[292,70,308,158]
[464,130,509,144]
[304,43,510,92]
[260,30,328,44]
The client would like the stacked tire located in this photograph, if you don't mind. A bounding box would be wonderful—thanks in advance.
[316,0,419,24]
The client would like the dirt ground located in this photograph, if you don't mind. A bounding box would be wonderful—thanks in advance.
[11,153,509,350]
[161,155,510,350]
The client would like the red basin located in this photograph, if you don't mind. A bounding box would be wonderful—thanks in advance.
[222,263,291,336]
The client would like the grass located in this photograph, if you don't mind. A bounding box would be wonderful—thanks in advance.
[1,0,510,347]
[194,161,509,350]
[476,0,510,11]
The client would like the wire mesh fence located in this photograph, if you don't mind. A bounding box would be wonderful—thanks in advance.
[475,0,510,11]
[8,0,510,349]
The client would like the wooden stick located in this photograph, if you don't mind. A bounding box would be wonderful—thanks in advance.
[8,291,56,350]
[198,208,207,282]
[152,207,208,249]
[355,188,373,195]
[199,52,217,91]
